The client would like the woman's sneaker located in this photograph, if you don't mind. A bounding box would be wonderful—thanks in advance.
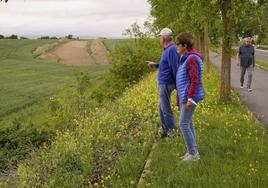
[179,152,190,160]
[181,152,200,161]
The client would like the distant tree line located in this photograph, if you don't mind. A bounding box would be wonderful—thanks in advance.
[0,34,80,40]
[38,36,58,40]
[38,35,79,40]
[0,34,58,40]
[0,34,19,39]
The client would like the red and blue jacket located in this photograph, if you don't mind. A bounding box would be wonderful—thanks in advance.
[176,49,205,105]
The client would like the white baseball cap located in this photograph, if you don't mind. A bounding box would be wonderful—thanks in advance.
[160,28,173,37]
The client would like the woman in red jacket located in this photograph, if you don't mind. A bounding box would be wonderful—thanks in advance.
[176,32,205,161]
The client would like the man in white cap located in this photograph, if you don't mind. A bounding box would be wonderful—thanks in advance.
[148,28,180,138]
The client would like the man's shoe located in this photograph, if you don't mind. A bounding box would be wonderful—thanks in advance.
[181,152,200,161]
[168,130,180,139]
[240,85,244,89]
[161,132,167,139]
[248,88,253,92]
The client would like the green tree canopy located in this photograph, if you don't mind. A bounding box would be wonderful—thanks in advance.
[148,0,267,42]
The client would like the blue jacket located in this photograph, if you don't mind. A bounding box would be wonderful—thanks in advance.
[158,44,179,85]
[176,54,205,104]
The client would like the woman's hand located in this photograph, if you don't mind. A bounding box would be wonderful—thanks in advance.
[186,101,193,110]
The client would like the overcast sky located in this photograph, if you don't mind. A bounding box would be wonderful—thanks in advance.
[0,0,151,38]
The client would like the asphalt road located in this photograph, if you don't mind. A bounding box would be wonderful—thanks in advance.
[210,51,268,128]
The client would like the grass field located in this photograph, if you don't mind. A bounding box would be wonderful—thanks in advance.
[256,60,268,69]
[103,39,118,52]
[103,39,130,52]
[6,65,267,188]
[0,39,110,173]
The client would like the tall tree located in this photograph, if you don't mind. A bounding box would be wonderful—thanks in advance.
[148,0,221,73]
[232,0,267,40]
[257,1,268,43]
[220,0,232,101]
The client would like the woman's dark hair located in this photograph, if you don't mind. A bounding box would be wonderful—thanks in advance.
[175,32,194,51]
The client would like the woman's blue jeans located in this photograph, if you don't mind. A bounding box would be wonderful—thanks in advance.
[179,103,198,155]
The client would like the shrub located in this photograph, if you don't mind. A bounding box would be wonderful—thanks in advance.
[92,38,161,102]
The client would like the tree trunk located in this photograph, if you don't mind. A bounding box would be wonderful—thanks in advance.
[204,22,210,73]
[200,35,205,56]
[220,0,232,101]
[195,36,201,52]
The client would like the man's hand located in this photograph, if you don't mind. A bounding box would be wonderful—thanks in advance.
[146,61,158,69]
[236,53,240,66]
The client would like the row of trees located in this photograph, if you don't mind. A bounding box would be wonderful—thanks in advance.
[0,35,79,40]
[38,36,58,39]
[147,0,268,101]
[0,34,20,39]
[0,35,58,40]
[39,35,79,39]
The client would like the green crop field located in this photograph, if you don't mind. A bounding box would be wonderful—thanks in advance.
[0,39,110,173]
[0,39,109,122]
[103,39,132,52]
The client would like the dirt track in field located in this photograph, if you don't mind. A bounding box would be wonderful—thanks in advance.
[90,39,110,65]
[35,39,110,66]
[53,41,94,66]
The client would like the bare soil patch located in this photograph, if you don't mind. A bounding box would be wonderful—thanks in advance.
[52,41,94,66]
[35,40,110,66]
[90,39,110,65]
